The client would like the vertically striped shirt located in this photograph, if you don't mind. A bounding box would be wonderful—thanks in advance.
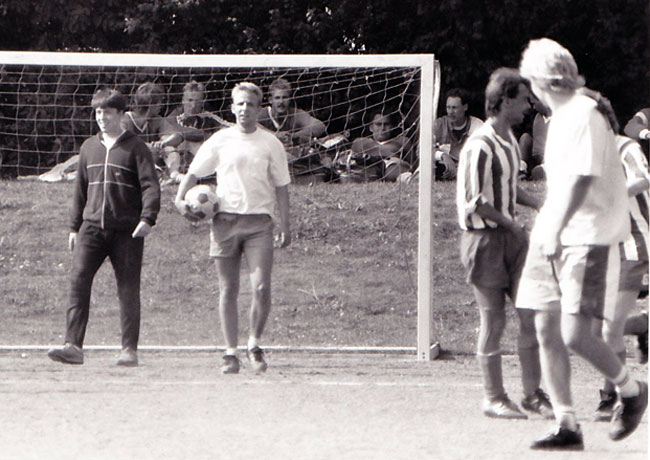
[456,122,520,230]
[617,135,649,261]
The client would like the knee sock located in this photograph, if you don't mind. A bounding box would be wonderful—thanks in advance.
[518,344,542,397]
[603,350,627,394]
[477,351,505,401]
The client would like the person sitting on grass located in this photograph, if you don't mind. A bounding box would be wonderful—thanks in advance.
[122,82,184,181]
[345,110,415,182]
[257,77,327,177]
[160,80,225,185]
[47,88,160,367]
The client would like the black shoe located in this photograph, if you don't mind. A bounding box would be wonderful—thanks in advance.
[610,381,648,441]
[530,425,584,451]
[521,388,555,419]
[593,390,618,422]
[220,355,241,375]
[247,346,268,373]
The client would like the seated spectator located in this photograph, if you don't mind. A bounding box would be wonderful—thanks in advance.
[433,87,483,180]
[257,78,327,176]
[343,111,415,182]
[161,81,224,184]
[122,82,183,178]
[518,98,551,180]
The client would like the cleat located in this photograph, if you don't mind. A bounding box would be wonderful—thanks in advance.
[593,390,617,422]
[522,388,555,419]
[483,395,528,419]
[247,346,268,373]
[531,425,584,451]
[116,348,138,367]
[221,355,241,375]
[47,343,84,365]
[610,381,648,441]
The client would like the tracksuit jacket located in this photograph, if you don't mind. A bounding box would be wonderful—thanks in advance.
[70,130,160,232]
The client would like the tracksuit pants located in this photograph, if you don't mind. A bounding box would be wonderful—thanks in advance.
[65,221,144,350]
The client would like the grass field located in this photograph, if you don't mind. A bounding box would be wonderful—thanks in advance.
[0,178,647,459]
[1,178,545,353]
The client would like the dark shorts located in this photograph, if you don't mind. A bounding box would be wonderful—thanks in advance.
[209,213,274,258]
[619,260,649,292]
[459,227,528,297]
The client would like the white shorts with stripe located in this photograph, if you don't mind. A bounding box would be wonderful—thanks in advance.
[515,243,620,321]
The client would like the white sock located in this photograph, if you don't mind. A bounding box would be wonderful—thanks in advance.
[225,347,238,356]
[248,336,259,350]
[613,368,639,397]
[555,406,578,431]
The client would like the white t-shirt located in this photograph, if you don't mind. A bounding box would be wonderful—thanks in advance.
[188,126,291,216]
[531,95,630,246]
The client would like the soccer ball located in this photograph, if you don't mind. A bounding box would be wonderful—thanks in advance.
[185,184,219,220]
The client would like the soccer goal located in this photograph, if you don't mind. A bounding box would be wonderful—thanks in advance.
[0,51,440,360]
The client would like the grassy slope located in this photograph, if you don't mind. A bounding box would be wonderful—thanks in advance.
[1,179,544,353]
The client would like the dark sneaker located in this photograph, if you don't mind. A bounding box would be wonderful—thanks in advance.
[247,346,268,373]
[531,425,584,451]
[593,390,617,422]
[610,381,648,441]
[47,343,84,365]
[637,331,648,365]
[522,388,555,419]
[482,394,528,419]
[116,348,138,367]
[221,355,241,375]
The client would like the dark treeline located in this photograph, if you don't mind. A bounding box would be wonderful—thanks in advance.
[0,0,648,128]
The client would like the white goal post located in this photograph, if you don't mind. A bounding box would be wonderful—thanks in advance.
[0,51,440,360]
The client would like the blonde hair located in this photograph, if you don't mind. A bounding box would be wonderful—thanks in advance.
[519,38,585,93]
[231,82,263,105]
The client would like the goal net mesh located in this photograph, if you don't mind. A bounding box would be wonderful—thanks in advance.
[0,59,423,178]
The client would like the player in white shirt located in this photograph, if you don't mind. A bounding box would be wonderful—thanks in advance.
[175,82,291,375]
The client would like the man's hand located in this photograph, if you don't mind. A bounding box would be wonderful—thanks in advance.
[275,231,291,248]
[132,221,152,238]
[68,232,77,251]
[540,232,561,259]
[174,199,202,222]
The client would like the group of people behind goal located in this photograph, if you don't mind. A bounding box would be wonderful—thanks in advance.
[44,38,649,453]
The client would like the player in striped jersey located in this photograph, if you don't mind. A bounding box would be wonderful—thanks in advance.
[590,98,650,420]
[457,68,548,420]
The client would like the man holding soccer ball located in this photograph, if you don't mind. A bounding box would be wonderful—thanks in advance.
[175,82,291,375]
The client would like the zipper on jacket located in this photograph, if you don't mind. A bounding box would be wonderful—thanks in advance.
[101,141,110,229]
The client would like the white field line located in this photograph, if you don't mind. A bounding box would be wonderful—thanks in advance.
[0,345,418,353]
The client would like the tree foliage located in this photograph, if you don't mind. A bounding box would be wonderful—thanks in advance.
[0,0,647,122]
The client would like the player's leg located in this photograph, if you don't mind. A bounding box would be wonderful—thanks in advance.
[558,245,647,441]
[242,215,275,373]
[49,222,108,364]
[473,285,527,419]
[109,230,145,366]
[594,289,638,420]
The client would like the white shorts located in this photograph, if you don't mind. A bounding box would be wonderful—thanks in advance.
[516,243,620,321]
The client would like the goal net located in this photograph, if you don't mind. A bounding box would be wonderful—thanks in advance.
[0,52,439,359]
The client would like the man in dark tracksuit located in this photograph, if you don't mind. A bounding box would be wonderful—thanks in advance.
[48,88,160,367]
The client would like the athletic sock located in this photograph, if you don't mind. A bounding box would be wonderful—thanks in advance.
[556,408,578,431]
[225,347,238,356]
[477,351,504,401]
[613,368,639,397]
[248,336,259,351]
[517,344,541,397]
